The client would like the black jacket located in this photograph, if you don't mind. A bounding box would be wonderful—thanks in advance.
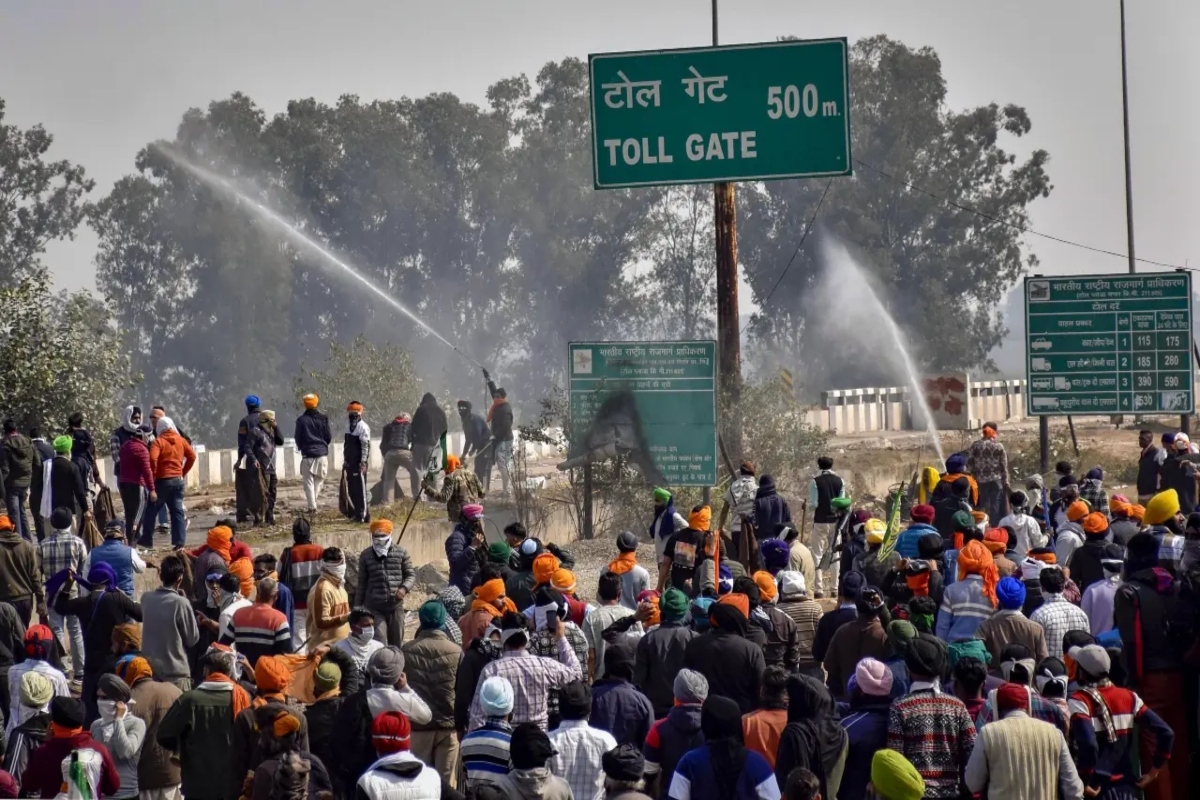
[249,425,280,473]
[47,456,88,517]
[1116,568,1186,680]
[485,385,514,442]
[634,622,697,717]
[753,477,792,534]
[54,584,142,675]
[294,409,332,458]
[1159,453,1198,513]
[683,624,766,715]
[454,637,500,733]
[411,394,447,446]
[1,433,35,490]
[303,696,345,795]
[1137,446,1162,497]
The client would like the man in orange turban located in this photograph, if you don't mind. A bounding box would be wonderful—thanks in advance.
[935,540,997,642]
[461,579,508,648]
[983,528,1017,577]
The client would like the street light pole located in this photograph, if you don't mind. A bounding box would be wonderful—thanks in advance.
[1120,0,1136,276]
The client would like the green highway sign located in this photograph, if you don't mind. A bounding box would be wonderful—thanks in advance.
[588,39,852,189]
[1024,272,1195,415]
[567,341,717,486]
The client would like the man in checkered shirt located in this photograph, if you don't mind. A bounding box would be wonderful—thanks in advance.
[1029,565,1090,659]
[468,611,582,731]
[36,506,88,681]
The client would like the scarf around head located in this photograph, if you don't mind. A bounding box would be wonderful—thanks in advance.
[206,526,233,563]
[958,540,999,607]
[472,579,507,618]
[608,550,638,575]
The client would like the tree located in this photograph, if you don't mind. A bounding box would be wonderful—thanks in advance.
[0,98,95,283]
[293,336,422,435]
[639,185,716,340]
[738,36,1052,391]
[0,271,137,434]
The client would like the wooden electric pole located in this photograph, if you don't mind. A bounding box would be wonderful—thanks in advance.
[712,0,743,460]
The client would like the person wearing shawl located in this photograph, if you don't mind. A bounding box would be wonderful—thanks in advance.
[936,539,997,643]
[974,575,1048,669]
[156,647,248,800]
[40,435,89,535]
[839,659,894,800]
[668,695,780,800]
[650,488,687,574]
[930,453,979,508]
[774,674,847,799]
[461,579,509,649]
[609,530,650,611]
[192,525,234,605]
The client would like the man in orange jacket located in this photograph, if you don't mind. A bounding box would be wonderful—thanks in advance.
[143,417,196,548]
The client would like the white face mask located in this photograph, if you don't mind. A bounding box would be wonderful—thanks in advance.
[323,563,347,582]
[97,700,117,721]
[372,536,391,557]
[351,627,375,646]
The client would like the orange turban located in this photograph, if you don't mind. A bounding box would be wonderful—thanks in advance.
[471,578,507,618]
[370,519,394,535]
[643,596,661,627]
[1082,512,1108,536]
[982,424,998,440]
[1066,501,1090,522]
[116,656,153,688]
[445,454,461,474]
[1031,550,1057,565]
[752,571,778,603]
[302,394,319,409]
[532,552,560,586]
[957,540,998,607]
[0,515,12,532]
[689,506,712,531]
[206,526,233,563]
[1109,496,1131,516]
[982,529,1008,555]
[255,655,291,694]
[1128,504,1146,522]
[551,568,577,595]
[347,402,364,413]
[229,557,254,598]
[272,711,301,739]
[971,511,988,526]
[717,592,750,618]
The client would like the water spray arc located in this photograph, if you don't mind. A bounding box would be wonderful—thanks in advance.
[152,144,484,370]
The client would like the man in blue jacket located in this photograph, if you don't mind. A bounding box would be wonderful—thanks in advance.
[294,394,332,512]
[894,504,940,559]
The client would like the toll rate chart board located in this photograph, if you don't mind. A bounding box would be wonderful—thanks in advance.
[1025,272,1194,415]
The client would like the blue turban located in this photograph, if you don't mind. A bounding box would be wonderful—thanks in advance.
[760,538,790,573]
[245,395,261,409]
[996,576,1026,610]
[84,562,118,590]
[718,562,733,595]
[690,597,715,630]
[946,453,967,473]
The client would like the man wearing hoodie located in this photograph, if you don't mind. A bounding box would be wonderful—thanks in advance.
[1114,532,1191,800]
[1,421,35,542]
[457,400,492,486]
[294,393,332,512]
[642,669,707,800]
[0,514,44,626]
[411,393,448,495]
[236,394,263,524]
[753,475,792,547]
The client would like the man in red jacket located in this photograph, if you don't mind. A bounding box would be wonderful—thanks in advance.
[20,696,119,799]
[116,425,155,545]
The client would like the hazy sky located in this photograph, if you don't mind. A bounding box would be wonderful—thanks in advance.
[1,0,1196,302]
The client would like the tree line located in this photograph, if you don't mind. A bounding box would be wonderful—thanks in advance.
[0,36,1051,446]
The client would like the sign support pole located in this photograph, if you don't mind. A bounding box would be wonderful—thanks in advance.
[1039,416,1049,475]
[712,0,743,464]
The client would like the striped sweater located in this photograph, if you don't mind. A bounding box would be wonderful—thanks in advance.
[1068,683,1174,793]
[221,602,292,666]
[280,542,324,609]
[886,684,977,799]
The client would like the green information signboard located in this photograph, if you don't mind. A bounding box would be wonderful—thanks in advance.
[567,341,717,486]
[1025,272,1195,415]
[588,39,851,189]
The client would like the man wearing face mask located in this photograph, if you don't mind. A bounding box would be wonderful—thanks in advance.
[354,520,415,647]
[89,673,146,800]
[343,402,371,524]
[308,548,351,650]
[334,608,385,685]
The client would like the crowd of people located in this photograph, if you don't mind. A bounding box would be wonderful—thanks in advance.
[3,406,1200,800]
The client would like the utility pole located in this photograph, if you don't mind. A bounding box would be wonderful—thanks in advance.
[712,0,743,460]
[1120,0,1136,278]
